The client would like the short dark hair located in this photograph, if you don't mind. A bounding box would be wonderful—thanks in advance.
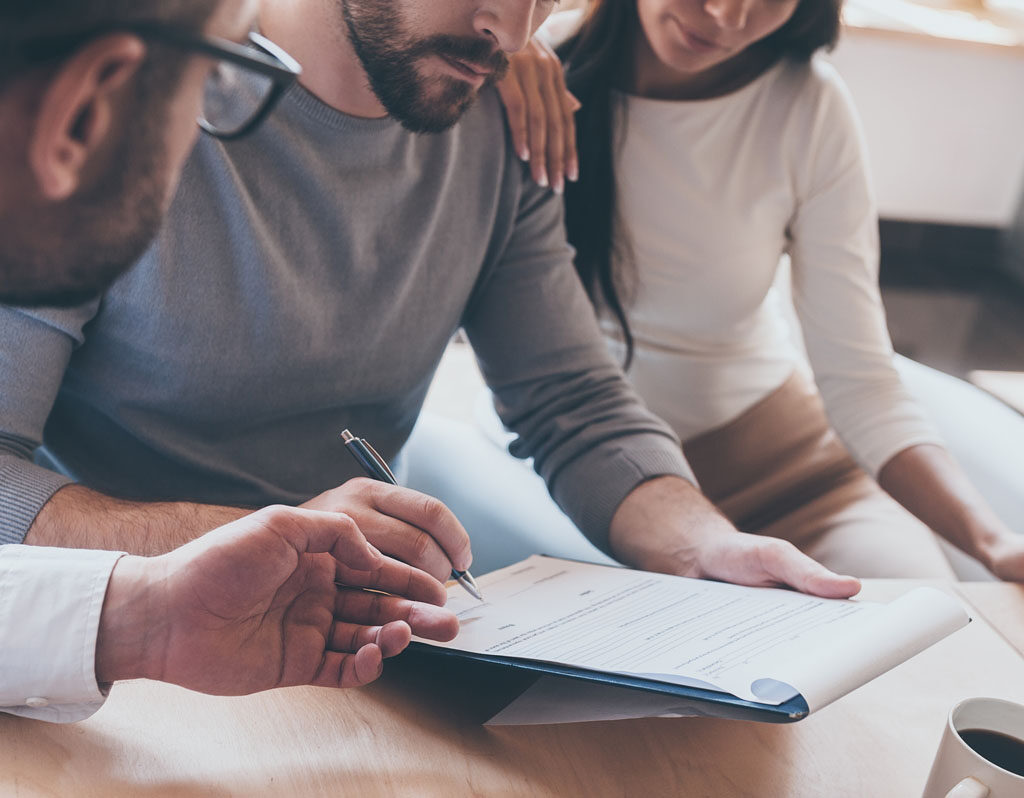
[0,0,216,85]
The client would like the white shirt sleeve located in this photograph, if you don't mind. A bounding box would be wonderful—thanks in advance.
[788,63,944,475]
[0,544,125,723]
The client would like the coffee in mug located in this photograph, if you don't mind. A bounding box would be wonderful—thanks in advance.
[922,697,1024,798]
[956,729,1024,778]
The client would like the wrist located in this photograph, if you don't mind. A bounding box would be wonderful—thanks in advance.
[95,555,168,685]
[957,507,1013,566]
[609,476,735,576]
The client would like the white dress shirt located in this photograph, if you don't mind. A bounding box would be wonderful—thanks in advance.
[0,544,124,722]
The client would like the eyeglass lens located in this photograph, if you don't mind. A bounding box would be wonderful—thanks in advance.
[201,58,275,137]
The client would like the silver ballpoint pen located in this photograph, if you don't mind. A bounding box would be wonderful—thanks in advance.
[340,429,484,601]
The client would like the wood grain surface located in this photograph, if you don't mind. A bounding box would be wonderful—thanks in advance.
[3,580,1023,798]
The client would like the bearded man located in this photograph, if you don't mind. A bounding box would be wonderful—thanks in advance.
[0,0,861,601]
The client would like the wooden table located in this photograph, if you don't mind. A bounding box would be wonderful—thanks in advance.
[4,581,1023,797]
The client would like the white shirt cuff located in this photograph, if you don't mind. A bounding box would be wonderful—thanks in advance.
[0,545,125,723]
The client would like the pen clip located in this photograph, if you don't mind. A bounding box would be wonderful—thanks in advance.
[362,440,397,483]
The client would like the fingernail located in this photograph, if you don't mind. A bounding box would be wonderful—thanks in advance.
[519,147,531,162]
[553,176,565,195]
[568,162,579,182]
[537,169,549,188]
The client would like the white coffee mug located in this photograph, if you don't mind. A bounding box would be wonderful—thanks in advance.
[921,697,1024,798]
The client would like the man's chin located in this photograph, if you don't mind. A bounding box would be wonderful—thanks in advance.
[391,79,481,134]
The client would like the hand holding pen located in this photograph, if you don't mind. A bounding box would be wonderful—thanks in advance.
[340,430,484,601]
[298,447,476,603]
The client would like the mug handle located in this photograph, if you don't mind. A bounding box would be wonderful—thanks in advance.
[945,777,990,798]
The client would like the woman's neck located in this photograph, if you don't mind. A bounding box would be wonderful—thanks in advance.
[627,35,781,101]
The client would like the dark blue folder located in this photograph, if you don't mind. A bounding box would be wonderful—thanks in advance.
[406,641,810,724]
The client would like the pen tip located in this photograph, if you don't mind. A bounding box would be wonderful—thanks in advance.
[340,430,355,443]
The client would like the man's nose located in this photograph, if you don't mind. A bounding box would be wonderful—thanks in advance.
[703,0,753,31]
[473,0,537,53]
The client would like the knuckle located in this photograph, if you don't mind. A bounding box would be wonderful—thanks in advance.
[410,530,437,564]
[764,538,795,563]
[259,504,295,526]
[334,511,359,534]
[418,494,449,527]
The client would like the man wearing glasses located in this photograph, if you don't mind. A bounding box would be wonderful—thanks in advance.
[0,0,861,622]
[0,0,457,724]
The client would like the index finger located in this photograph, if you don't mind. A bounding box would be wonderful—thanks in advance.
[497,71,531,163]
[246,505,382,572]
[336,552,450,606]
[367,483,473,573]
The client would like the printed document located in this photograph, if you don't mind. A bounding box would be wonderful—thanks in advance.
[422,556,969,721]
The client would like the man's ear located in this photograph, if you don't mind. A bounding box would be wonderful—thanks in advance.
[28,34,148,201]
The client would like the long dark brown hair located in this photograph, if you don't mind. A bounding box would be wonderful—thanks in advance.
[557,1,843,369]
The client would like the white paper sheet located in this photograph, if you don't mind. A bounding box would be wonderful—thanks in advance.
[425,556,969,719]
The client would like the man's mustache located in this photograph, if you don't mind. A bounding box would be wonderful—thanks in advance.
[411,34,510,80]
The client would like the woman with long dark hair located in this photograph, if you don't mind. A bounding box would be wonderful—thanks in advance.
[494,0,1024,579]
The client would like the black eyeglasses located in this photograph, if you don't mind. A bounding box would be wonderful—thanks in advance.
[16,24,301,141]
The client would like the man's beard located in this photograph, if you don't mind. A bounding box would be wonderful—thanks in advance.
[340,0,510,133]
[0,111,167,308]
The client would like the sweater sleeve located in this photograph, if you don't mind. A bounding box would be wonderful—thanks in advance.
[787,61,943,476]
[462,167,696,554]
[0,301,100,544]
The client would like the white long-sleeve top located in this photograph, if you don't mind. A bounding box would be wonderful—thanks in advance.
[0,545,123,722]
[607,56,942,475]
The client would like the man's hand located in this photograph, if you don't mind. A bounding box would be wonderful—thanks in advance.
[610,477,862,598]
[302,479,473,584]
[95,505,459,694]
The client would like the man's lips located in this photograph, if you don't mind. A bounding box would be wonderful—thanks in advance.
[439,53,494,81]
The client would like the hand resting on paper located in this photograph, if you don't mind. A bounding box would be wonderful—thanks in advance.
[95,506,459,694]
[610,477,862,599]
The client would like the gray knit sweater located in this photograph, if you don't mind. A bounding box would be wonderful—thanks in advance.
[0,84,694,551]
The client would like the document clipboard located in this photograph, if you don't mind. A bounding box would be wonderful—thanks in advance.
[406,641,811,723]
[407,555,969,726]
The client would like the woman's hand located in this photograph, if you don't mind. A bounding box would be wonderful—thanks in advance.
[497,37,581,195]
[979,533,1024,582]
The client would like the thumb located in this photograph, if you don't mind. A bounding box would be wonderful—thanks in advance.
[765,541,861,599]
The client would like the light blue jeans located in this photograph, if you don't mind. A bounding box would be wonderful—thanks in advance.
[402,356,1024,580]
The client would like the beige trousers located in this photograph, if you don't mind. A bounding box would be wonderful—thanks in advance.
[682,371,957,579]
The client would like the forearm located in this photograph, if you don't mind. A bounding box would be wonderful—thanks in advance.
[608,476,861,597]
[877,443,1012,564]
[25,484,250,555]
[608,476,737,574]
